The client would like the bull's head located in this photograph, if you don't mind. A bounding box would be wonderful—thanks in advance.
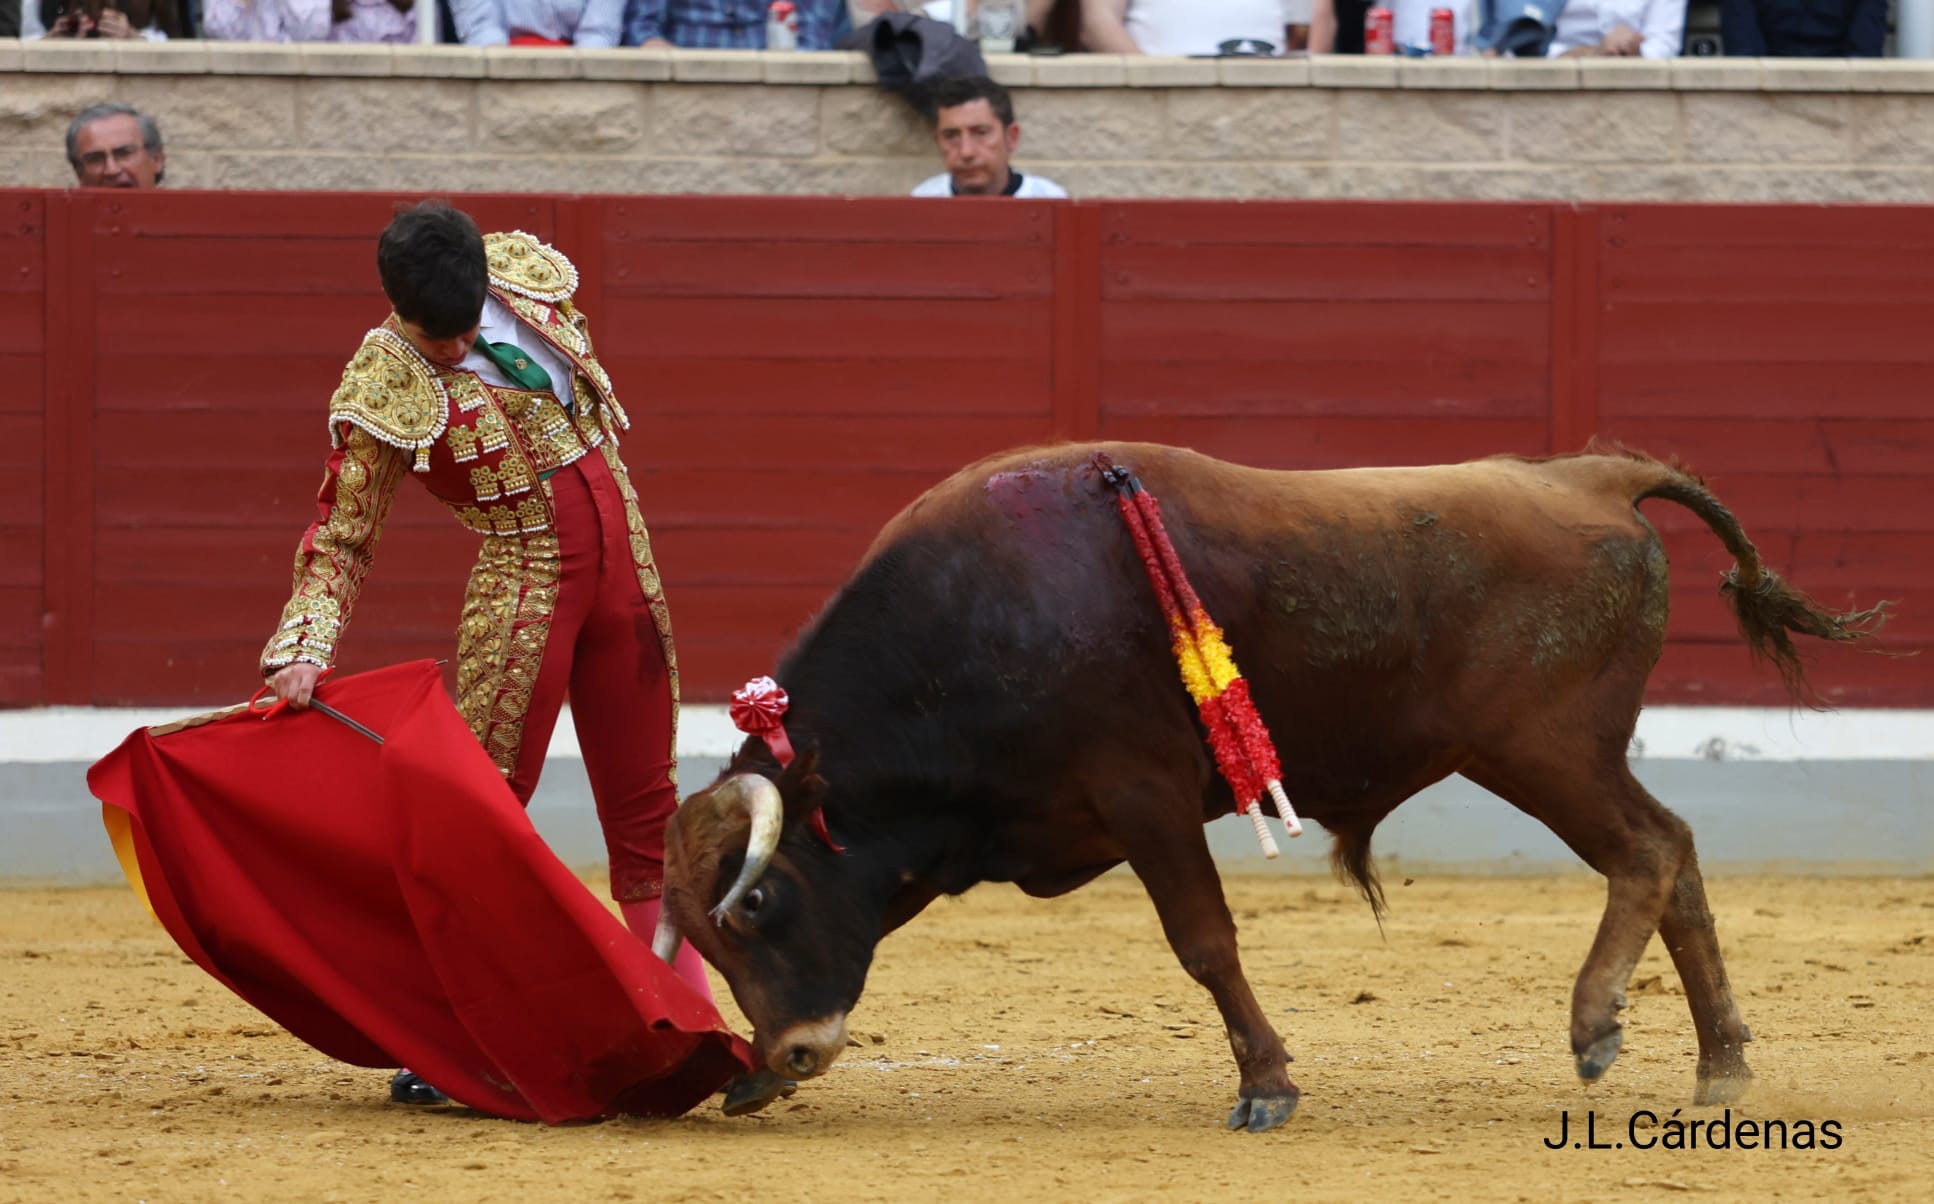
[656,753,880,1083]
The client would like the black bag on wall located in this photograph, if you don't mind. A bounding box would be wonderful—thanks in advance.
[840,12,989,121]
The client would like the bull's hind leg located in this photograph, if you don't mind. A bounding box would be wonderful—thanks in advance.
[1659,849,1754,1103]
[1462,753,1706,1092]
[1100,782,1298,1134]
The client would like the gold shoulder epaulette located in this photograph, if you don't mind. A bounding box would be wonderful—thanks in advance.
[485,230,579,304]
[327,328,448,472]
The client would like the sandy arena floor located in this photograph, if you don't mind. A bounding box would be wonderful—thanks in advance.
[3,871,1931,1203]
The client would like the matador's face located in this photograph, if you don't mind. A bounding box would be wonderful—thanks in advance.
[397,318,481,368]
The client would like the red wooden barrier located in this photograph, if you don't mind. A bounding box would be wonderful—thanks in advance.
[8,190,1930,708]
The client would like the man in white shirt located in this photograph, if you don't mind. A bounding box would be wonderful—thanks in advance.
[1544,0,1685,57]
[1082,0,1293,57]
[911,76,1069,199]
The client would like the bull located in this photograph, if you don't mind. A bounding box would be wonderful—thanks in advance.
[657,441,1888,1133]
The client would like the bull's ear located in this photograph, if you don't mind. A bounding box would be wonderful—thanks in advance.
[776,745,829,826]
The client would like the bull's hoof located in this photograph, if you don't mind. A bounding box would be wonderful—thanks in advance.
[1224,1090,1299,1134]
[1574,1028,1624,1084]
[1694,1069,1753,1107]
[720,1069,798,1117]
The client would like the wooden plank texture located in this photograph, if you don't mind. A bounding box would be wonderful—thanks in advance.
[2,189,1926,706]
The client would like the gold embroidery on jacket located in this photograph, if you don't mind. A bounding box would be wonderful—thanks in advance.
[261,426,407,672]
[456,528,561,779]
[485,231,578,303]
[475,407,509,454]
[498,453,534,497]
[515,495,547,531]
[327,329,449,473]
[446,373,486,413]
[447,425,480,463]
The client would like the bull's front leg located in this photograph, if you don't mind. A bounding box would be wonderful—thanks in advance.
[1107,795,1298,1133]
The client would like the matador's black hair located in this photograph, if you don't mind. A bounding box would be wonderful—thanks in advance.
[377,200,487,340]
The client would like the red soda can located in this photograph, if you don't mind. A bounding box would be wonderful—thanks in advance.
[1429,7,1456,55]
[1364,7,1395,55]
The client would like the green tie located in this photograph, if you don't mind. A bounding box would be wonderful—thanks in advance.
[475,338,554,394]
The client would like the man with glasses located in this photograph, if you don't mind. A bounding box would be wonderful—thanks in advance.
[66,102,166,189]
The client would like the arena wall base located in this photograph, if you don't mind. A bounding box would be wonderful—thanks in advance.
[8,705,1928,885]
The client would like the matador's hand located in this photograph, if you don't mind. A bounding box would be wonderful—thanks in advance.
[269,663,323,709]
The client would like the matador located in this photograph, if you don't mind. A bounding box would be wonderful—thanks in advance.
[260,203,710,1100]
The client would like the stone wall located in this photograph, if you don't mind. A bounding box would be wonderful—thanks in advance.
[6,40,1934,201]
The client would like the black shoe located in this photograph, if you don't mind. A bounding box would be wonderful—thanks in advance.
[389,1069,449,1105]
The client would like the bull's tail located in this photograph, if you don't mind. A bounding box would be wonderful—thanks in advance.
[1611,446,1893,707]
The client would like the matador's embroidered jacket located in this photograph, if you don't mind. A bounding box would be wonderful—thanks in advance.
[260,232,679,774]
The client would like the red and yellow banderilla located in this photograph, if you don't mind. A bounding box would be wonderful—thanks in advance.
[1098,456,1303,858]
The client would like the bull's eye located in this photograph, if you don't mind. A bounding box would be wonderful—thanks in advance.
[741,887,766,915]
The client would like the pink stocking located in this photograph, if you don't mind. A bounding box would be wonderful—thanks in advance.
[620,897,714,1004]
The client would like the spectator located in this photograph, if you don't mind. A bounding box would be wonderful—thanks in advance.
[1082,0,1292,56]
[853,1,1060,45]
[25,0,182,38]
[449,0,623,43]
[3,1,20,38]
[202,0,417,41]
[622,0,842,47]
[67,102,166,189]
[912,75,1066,198]
[1545,0,1684,56]
[1721,0,1885,56]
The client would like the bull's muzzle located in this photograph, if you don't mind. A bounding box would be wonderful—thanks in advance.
[770,1016,849,1080]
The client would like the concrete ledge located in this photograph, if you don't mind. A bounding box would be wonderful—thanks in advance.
[1125,56,1221,87]
[483,46,581,79]
[1397,58,1489,90]
[1671,57,1763,91]
[762,50,852,85]
[204,42,308,77]
[387,46,489,79]
[671,49,765,83]
[1032,55,1128,87]
[575,48,671,82]
[5,46,1934,97]
[1219,57,1310,86]
[299,42,395,78]
[1488,59,1579,90]
[116,42,209,75]
[1759,58,1854,92]
[1849,58,1934,92]
[20,39,119,73]
[1574,58,1670,90]
[983,54,1033,86]
[1313,55,1399,88]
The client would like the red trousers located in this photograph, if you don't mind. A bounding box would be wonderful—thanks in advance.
[500,452,677,901]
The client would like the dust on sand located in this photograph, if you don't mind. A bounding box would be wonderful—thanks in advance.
[3,873,1930,1203]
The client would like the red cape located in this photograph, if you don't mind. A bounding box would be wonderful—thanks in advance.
[86,660,755,1123]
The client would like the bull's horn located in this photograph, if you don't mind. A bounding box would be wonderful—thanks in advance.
[709,773,784,922]
[651,903,683,965]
